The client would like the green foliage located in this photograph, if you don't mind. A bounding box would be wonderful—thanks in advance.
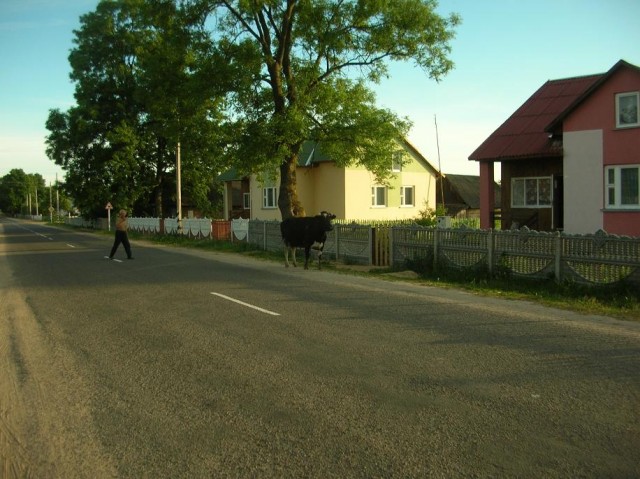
[404,252,639,320]
[0,169,28,214]
[414,202,447,226]
[0,170,59,215]
[198,0,460,218]
[45,0,459,220]
[46,0,229,219]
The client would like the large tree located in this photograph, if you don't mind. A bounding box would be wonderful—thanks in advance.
[46,0,229,218]
[196,0,460,219]
[0,170,52,216]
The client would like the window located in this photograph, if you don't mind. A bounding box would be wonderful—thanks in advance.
[243,193,250,209]
[605,165,640,209]
[616,92,639,128]
[400,186,414,206]
[262,187,277,209]
[511,177,552,207]
[371,186,387,207]
[392,152,403,172]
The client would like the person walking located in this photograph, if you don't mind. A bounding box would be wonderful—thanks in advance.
[109,209,133,260]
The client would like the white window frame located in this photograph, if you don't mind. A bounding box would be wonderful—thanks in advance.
[400,185,415,207]
[243,192,250,209]
[605,165,640,209]
[511,176,552,208]
[615,92,640,128]
[371,186,387,208]
[262,187,277,209]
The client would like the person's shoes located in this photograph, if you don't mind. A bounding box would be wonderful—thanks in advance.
[108,256,113,260]
[127,257,134,260]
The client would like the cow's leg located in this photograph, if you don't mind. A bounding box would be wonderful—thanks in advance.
[317,243,325,269]
[284,246,297,267]
[303,246,311,269]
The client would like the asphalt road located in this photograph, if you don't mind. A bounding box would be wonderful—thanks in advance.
[1,217,639,478]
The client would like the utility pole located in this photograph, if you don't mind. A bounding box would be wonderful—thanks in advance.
[56,173,60,217]
[434,115,446,212]
[49,181,53,222]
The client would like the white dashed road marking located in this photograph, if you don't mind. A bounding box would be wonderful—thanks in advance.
[210,292,280,316]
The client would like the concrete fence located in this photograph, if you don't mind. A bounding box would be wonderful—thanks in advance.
[240,221,640,286]
[64,216,640,286]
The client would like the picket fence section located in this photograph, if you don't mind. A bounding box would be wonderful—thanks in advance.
[64,216,640,286]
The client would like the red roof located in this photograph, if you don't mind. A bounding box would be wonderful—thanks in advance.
[469,73,603,162]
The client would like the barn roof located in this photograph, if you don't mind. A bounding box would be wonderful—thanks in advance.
[442,173,501,209]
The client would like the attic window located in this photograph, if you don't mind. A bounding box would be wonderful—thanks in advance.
[391,152,403,172]
[616,92,639,128]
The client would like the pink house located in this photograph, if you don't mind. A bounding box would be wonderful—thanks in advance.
[470,60,640,237]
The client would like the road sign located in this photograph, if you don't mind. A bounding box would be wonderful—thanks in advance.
[106,202,113,231]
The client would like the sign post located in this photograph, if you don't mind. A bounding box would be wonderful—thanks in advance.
[105,202,113,231]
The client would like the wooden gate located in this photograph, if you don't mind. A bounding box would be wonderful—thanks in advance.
[372,226,391,266]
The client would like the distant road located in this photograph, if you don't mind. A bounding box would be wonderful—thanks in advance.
[1,217,639,478]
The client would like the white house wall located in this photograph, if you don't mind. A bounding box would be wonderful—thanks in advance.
[563,130,603,234]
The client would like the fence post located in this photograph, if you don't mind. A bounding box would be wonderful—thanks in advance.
[554,231,562,283]
[389,227,394,268]
[368,227,373,265]
[433,228,439,272]
[334,226,339,262]
[263,221,267,250]
[487,229,494,275]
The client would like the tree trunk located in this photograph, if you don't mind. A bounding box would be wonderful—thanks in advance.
[154,181,163,218]
[278,150,305,220]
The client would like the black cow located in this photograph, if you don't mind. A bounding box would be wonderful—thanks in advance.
[280,211,337,269]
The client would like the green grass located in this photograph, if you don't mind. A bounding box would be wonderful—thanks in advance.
[64,225,640,322]
[131,232,640,322]
[398,256,640,322]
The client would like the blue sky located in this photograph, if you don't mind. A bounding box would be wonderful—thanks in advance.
[1,0,639,185]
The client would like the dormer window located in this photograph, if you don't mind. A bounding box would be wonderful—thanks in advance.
[616,92,639,128]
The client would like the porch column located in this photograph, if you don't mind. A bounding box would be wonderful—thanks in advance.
[479,161,495,229]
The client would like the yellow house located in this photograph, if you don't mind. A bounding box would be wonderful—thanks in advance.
[220,139,439,221]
